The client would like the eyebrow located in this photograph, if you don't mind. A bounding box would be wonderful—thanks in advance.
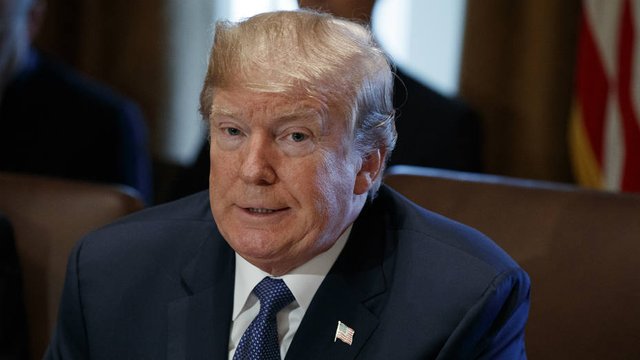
[210,106,235,118]
[211,105,324,123]
[276,107,324,122]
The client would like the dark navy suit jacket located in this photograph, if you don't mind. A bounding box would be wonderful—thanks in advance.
[46,185,529,359]
[0,213,28,360]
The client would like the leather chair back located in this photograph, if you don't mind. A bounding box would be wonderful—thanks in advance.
[0,172,144,359]
[384,165,640,360]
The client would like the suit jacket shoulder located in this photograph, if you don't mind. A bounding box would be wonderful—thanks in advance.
[47,191,235,359]
[287,185,529,359]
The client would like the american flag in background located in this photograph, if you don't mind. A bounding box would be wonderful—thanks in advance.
[569,0,640,192]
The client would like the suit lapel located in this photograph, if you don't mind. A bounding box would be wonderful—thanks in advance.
[167,226,235,360]
[286,198,393,360]
[284,272,383,360]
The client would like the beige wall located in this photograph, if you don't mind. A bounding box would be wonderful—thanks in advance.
[35,0,171,159]
[460,0,582,183]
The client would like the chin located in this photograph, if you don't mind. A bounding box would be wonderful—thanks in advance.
[228,232,285,258]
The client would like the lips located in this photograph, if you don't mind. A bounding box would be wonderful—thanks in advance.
[242,206,290,215]
[234,198,290,216]
[248,208,277,214]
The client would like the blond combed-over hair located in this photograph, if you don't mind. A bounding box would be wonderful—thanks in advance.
[199,9,396,195]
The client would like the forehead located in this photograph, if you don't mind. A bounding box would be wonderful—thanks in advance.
[210,87,331,121]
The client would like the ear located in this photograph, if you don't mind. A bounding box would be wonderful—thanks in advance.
[353,148,385,195]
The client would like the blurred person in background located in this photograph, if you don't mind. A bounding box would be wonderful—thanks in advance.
[0,0,153,204]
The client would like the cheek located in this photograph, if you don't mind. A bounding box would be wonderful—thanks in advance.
[209,149,240,208]
[322,148,358,188]
[209,146,236,178]
[306,153,357,211]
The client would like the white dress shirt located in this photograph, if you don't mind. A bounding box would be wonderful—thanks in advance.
[228,226,352,359]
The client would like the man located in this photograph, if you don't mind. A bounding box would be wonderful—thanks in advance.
[47,10,529,359]
[169,0,481,201]
[0,0,153,204]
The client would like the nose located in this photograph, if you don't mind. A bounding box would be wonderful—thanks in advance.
[239,134,277,185]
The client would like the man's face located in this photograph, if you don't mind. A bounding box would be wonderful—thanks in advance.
[208,87,373,275]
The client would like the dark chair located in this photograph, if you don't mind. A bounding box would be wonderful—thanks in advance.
[384,165,640,360]
[0,172,144,360]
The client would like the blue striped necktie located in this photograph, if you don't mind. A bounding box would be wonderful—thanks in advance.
[233,277,294,360]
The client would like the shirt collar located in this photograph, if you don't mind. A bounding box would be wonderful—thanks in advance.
[232,225,352,320]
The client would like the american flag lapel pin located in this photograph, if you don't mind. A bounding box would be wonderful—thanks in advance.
[334,321,355,345]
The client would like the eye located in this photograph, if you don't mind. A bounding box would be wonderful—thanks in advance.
[278,129,315,156]
[290,132,308,142]
[225,127,242,136]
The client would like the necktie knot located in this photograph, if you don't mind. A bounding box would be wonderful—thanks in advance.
[254,277,294,319]
[233,277,294,360]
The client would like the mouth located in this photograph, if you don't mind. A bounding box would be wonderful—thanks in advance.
[243,207,289,215]
[247,208,277,214]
